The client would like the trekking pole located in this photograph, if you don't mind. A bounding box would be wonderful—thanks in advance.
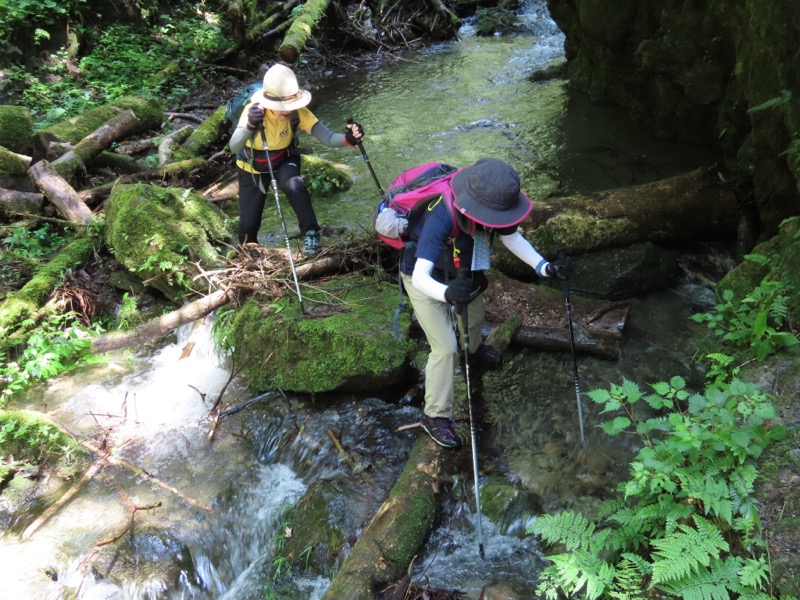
[347,118,386,201]
[556,248,586,445]
[457,274,485,559]
[259,126,305,314]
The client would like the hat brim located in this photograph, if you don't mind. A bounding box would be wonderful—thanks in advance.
[451,167,533,228]
[252,89,311,112]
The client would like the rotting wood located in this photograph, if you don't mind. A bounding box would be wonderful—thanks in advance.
[28,160,94,225]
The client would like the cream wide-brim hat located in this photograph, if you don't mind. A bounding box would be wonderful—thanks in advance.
[252,64,312,111]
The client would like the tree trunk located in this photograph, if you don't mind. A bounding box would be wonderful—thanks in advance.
[0,188,43,218]
[523,166,740,255]
[278,0,333,63]
[28,161,94,225]
[91,288,234,354]
[48,109,143,180]
[321,437,453,600]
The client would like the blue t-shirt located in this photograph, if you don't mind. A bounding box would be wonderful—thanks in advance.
[400,195,516,282]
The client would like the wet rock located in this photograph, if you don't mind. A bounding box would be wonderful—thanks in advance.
[568,241,683,299]
[81,581,125,600]
[479,475,543,538]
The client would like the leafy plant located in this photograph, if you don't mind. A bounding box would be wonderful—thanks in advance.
[691,253,799,362]
[0,311,97,404]
[529,376,786,599]
[3,224,68,260]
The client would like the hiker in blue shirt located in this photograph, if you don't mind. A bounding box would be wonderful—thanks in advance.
[401,157,574,448]
[229,63,363,254]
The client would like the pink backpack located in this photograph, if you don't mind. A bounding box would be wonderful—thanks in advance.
[375,162,461,248]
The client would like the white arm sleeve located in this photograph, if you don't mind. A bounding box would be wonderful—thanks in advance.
[228,126,252,154]
[500,231,550,277]
[411,258,449,302]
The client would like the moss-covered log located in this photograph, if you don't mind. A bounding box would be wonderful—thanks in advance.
[320,437,453,600]
[521,166,740,256]
[0,235,96,355]
[48,109,143,180]
[0,146,30,177]
[0,188,43,218]
[170,105,227,163]
[35,96,163,145]
[278,0,332,64]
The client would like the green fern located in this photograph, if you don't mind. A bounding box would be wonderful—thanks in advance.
[651,516,729,584]
[657,556,740,599]
[529,511,595,551]
[608,557,648,599]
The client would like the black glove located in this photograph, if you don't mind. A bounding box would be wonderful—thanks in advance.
[546,255,574,280]
[247,104,264,130]
[444,277,481,305]
[344,121,363,147]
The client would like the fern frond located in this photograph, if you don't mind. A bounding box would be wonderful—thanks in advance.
[657,557,740,600]
[608,557,647,600]
[650,516,729,584]
[548,550,614,600]
[529,511,595,551]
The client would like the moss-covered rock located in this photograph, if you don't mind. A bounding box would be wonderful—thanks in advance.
[37,96,163,144]
[230,275,415,393]
[0,106,33,154]
[717,216,800,322]
[479,475,543,538]
[104,183,234,300]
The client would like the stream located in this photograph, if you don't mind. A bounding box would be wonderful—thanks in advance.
[1,1,732,599]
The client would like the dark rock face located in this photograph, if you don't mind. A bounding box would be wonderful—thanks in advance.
[546,0,800,236]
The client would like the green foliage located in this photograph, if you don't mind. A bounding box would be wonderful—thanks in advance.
[0,311,99,405]
[2,224,68,261]
[0,411,80,465]
[0,0,86,44]
[4,5,231,125]
[748,90,792,113]
[529,373,786,599]
[691,253,799,362]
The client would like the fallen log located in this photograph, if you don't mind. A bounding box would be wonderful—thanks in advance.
[158,125,195,166]
[49,109,143,180]
[0,188,43,218]
[521,166,739,256]
[91,287,234,354]
[278,0,333,64]
[484,271,629,359]
[321,437,453,600]
[28,160,94,225]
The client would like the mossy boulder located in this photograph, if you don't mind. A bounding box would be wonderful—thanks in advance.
[0,106,33,154]
[37,95,163,144]
[717,216,800,322]
[299,154,354,195]
[104,183,234,300]
[230,275,415,393]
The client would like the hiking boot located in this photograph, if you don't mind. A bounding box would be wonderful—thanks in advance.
[471,343,503,368]
[303,230,320,256]
[420,415,460,449]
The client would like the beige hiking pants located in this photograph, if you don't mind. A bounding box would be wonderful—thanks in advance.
[401,273,484,419]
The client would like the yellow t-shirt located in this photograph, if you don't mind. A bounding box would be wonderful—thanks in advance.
[235,99,319,174]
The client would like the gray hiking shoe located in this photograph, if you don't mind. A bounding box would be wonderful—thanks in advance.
[420,415,460,449]
[303,230,320,256]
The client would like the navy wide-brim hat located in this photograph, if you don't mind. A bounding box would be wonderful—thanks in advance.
[451,158,533,228]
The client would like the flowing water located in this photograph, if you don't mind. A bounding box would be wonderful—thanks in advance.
[1,1,732,598]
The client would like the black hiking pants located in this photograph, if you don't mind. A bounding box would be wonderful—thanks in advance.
[237,155,319,245]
